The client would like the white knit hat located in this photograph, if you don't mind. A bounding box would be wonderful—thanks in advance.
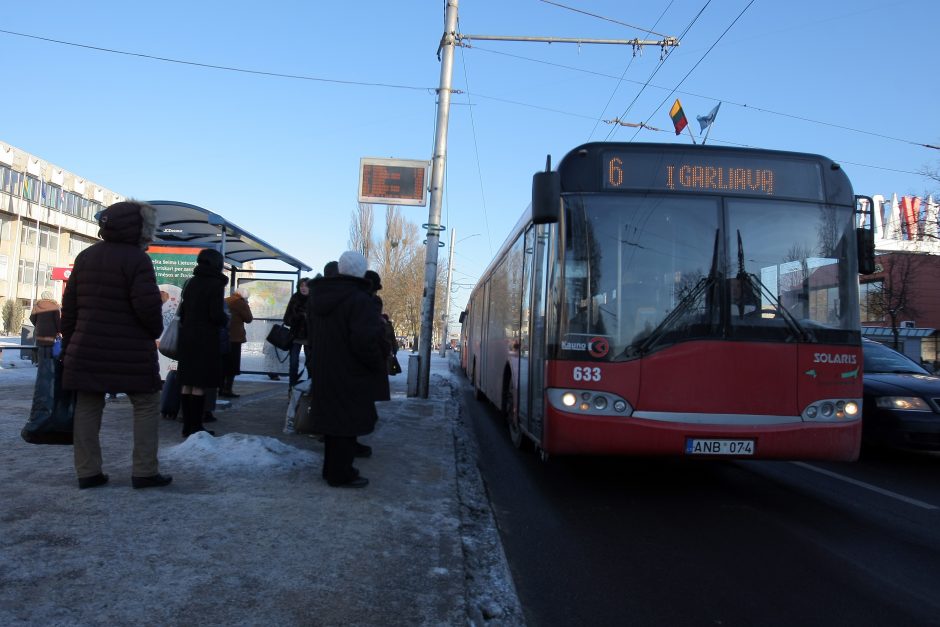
[337,250,367,278]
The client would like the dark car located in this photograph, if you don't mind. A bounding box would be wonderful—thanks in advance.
[862,339,940,451]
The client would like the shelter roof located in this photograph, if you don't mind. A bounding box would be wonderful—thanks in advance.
[148,200,310,272]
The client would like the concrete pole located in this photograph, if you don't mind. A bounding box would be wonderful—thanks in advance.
[439,228,456,357]
[418,0,458,398]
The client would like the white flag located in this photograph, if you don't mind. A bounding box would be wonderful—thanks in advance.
[696,103,721,133]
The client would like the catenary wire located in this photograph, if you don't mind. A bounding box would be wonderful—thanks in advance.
[5,25,934,151]
[587,1,676,141]
[463,46,938,151]
[458,43,495,257]
[632,1,756,142]
[605,1,711,141]
[537,0,674,39]
[0,28,433,92]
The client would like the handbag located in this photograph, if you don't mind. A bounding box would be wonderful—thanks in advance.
[293,393,318,435]
[266,323,293,351]
[158,315,181,359]
[387,354,402,376]
[22,359,76,445]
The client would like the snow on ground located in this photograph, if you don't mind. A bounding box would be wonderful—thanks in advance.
[2,349,525,625]
[160,431,318,472]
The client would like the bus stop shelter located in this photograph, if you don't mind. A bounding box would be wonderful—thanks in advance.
[150,200,312,378]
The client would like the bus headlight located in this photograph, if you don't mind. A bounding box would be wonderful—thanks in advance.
[548,389,633,417]
[802,398,862,421]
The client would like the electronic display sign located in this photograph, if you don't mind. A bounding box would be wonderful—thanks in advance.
[602,152,825,201]
[358,157,429,206]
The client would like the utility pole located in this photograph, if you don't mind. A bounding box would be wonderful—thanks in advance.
[439,228,456,357]
[417,0,458,398]
[416,0,678,397]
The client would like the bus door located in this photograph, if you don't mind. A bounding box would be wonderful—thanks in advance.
[520,224,551,440]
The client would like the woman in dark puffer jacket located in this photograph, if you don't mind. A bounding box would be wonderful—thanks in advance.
[61,200,171,489]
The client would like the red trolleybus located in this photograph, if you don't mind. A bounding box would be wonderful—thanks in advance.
[461,142,875,461]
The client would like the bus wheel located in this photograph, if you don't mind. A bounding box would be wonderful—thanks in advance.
[502,382,524,449]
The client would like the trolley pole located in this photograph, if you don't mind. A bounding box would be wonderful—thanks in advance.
[417,0,458,398]
[439,228,456,357]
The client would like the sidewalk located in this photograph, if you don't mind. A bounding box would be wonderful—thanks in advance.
[0,352,524,626]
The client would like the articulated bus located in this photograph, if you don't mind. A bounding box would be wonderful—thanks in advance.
[460,142,875,461]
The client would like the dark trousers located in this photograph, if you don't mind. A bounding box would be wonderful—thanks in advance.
[288,342,310,386]
[322,435,357,485]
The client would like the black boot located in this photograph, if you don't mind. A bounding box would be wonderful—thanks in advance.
[182,395,215,438]
[191,395,214,436]
[180,393,196,437]
[220,376,240,398]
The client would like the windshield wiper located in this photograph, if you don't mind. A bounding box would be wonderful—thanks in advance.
[735,230,815,343]
[627,229,720,357]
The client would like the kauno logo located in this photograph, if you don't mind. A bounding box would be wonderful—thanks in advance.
[812,352,857,365]
[562,337,610,358]
[588,337,609,358]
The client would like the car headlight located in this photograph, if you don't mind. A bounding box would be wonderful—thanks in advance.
[875,397,930,411]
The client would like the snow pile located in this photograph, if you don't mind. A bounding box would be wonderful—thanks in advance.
[160,431,318,472]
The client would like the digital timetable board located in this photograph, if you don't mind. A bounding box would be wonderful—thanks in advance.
[601,151,825,201]
[358,157,429,206]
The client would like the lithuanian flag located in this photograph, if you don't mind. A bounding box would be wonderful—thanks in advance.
[669,99,688,135]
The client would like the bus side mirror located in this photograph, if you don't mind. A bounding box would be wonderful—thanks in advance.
[855,194,876,275]
[458,311,467,324]
[857,227,875,275]
[532,158,560,224]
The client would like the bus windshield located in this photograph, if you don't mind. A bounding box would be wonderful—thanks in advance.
[561,194,860,360]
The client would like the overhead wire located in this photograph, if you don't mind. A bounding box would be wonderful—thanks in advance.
[605,1,711,141]
[1,22,932,168]
[457,35,495,258]
[586,1,676,141]
[630,0,755,142]
[537,0,674,39]
[0,28,434,92]
[462,45,937,150]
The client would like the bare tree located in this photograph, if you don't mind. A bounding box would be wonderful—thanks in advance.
[348,203,375,262]
[865,252,925,350]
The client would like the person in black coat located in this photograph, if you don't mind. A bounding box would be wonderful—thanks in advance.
[282,276,312,386]
[306,251,386,488]
[61,200,171,489]
[177,248,228,438]
[363,270,391,403]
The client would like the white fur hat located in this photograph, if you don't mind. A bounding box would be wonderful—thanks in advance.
[337,250,368,278]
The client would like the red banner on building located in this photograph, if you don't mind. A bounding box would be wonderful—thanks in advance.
[900,196,921,239]
[51,266,73,281]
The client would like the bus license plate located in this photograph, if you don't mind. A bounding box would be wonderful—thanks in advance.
[685,438,755,456]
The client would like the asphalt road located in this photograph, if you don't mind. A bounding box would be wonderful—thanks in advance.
[461,383,940,627]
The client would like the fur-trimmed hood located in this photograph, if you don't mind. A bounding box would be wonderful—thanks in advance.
[97,200,157,249]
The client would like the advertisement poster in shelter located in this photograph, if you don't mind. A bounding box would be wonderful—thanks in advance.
[148,245,203,378]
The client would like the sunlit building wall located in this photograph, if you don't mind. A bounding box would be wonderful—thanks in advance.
[0,140,124,317]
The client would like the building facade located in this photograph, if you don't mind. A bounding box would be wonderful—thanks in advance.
[0,140,124,325]
[861,194,940,365]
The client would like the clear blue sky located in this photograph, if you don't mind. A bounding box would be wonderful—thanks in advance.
[2,0,937,317]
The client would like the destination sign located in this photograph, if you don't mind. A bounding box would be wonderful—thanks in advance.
[602,152,825,201]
